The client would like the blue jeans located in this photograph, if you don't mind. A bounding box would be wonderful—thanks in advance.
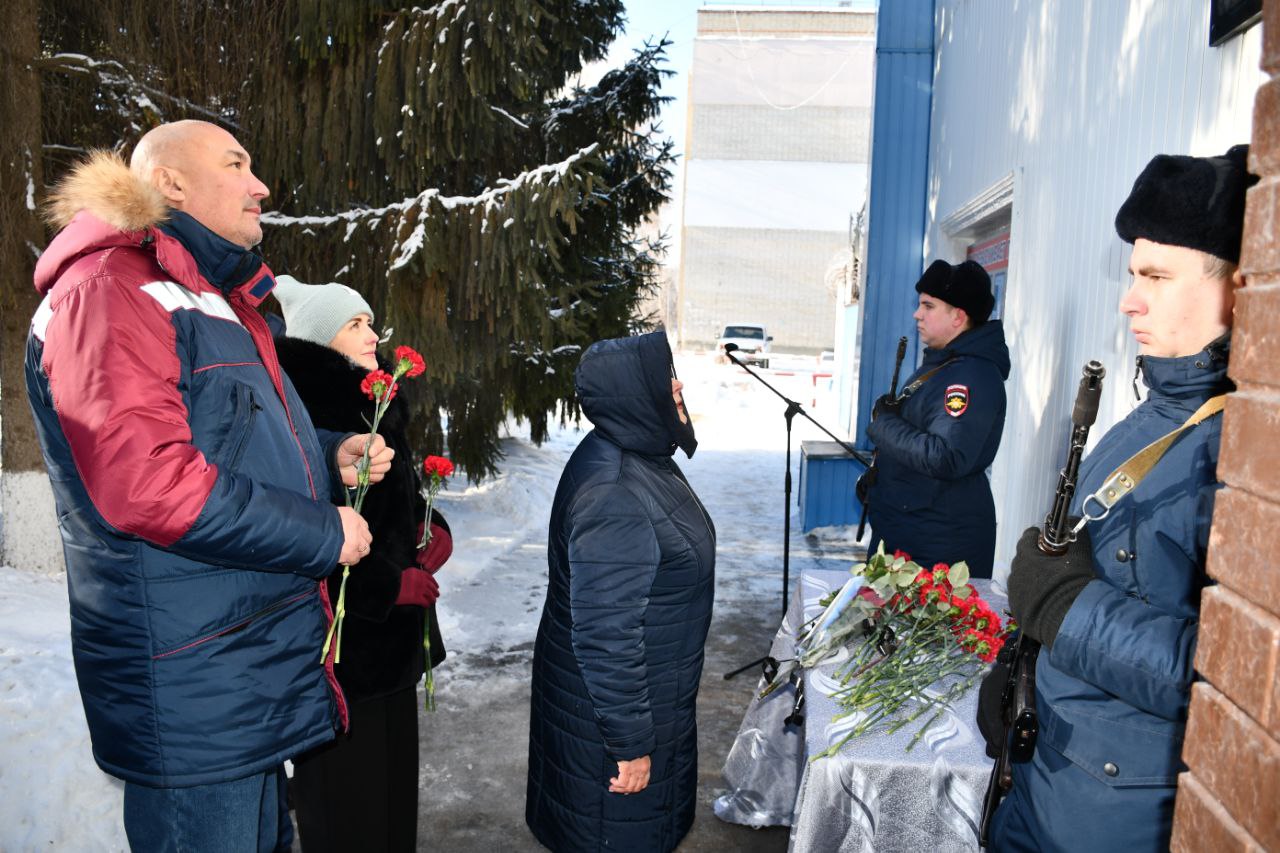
[123,766,293,853]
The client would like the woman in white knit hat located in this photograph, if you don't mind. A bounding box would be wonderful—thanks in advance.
[273,274,450,852]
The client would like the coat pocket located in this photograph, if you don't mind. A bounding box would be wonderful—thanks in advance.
[151,587,317,660]
[1040,699,1183,788]
[220,383,263,471]
[192,378,264,470]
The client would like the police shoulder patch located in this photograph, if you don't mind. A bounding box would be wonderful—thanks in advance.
[944,384,969,418]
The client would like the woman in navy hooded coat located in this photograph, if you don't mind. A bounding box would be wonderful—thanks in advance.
[526,331,715,853]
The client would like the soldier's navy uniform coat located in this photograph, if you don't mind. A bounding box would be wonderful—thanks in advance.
[526,332,715,853]
[993,338,1233,850]
[865,320,1011,577]
[991,339,1231,853]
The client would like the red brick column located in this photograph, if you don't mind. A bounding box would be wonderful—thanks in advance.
[1170,5,1280,850]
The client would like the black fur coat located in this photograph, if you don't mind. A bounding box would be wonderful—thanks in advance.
[276,336,446,703]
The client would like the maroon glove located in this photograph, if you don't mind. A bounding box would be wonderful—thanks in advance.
[395,567,439,607]
[415,523,453,574]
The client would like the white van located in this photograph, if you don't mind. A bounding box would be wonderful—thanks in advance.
[716,323,772,368]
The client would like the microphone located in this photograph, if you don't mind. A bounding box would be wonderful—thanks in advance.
[723,342,739,353]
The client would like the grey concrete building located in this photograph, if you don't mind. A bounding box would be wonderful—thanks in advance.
[676,6,874,353]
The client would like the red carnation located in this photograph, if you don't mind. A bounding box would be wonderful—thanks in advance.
[361,369,398,402]
[394,345,427,378]
[857,585,887,608]
[423,455,454,480]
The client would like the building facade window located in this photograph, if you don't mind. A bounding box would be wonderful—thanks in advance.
[966,230,1010,321]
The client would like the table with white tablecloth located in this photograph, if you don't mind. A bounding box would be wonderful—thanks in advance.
[715,568,1007,852]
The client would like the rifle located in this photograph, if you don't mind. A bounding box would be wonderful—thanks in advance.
[979,360,1104,846]
[856,336,909,540]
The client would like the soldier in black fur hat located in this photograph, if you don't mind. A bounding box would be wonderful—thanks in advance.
[862,259,1011,578]
[985,145,1254,853]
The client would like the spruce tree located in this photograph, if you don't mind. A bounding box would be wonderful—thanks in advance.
[7,0,673,478]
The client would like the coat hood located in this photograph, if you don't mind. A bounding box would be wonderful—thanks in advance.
[575,331,697,458]
[924,319,1011,380]
[43,150,169,233]
[35,151,166,296]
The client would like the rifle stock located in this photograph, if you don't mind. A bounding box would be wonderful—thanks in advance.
[978,361,1103,846]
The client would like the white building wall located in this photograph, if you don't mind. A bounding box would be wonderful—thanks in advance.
[925,0,1263,581]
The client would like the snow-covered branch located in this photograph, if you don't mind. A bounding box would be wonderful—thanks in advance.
[36,54,231,124]
[490,105,530,129]
[262,143,600,231]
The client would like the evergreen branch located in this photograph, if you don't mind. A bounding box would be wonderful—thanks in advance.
[35,53,232,125]
[541,38,673,131]
[593,143,675,202]
[490,105,531,129]
[262,143,601,230]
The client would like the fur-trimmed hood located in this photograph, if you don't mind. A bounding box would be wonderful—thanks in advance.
[35,152,173,297]
[43,150,169,233]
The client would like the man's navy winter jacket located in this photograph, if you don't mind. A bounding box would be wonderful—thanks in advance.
[25,152,346,787]
[866,320,1011,577]
[526,332,715,852]
[992,339,1231,853]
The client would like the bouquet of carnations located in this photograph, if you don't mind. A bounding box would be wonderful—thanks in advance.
[321,345,427,665]
[761,544,1011,758]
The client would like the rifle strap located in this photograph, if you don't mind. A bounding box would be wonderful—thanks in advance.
[864,358,962,478]
[1076,394,1227,528]
[893,358,961,402]
[861,358,963,505]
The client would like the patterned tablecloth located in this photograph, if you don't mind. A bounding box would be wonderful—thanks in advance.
[715,568,1007,852]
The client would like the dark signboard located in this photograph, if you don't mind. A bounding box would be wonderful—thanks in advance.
[1210,0,1262,47]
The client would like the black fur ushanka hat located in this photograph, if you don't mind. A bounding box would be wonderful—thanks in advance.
[915,259,995,323]
[1114,144,1258,264]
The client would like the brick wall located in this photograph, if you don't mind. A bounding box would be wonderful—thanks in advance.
[1170,4,1280,850]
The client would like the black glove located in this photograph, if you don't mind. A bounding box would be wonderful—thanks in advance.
[1006,524,1095,649]
[855,467,877,504]
[976,639,1017,759]
[872,393,902,420]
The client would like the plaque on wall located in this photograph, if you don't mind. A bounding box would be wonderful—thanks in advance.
[1210,0,1262,47]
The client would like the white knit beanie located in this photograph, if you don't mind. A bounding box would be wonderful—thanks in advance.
[273,274,375,347]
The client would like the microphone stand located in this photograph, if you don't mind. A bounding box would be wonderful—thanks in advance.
[722,345,871,680]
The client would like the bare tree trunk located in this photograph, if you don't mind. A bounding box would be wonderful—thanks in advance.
[1,0,45,475]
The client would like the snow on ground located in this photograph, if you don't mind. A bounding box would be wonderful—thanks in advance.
[0,349,858,850]
[0,567,126,850]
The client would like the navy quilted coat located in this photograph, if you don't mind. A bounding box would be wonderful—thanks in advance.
[526,332,716,852]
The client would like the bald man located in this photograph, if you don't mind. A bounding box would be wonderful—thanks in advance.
[26,121,392,850]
